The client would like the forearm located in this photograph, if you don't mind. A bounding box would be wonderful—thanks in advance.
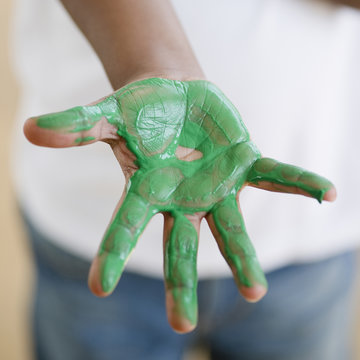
[328,0,360,8]
[60,0,205,88]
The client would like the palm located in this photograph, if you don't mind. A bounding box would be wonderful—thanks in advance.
[118,79,256,208]
[25,78,335,333]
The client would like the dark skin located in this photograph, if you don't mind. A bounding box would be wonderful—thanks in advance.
[327,0,360,9]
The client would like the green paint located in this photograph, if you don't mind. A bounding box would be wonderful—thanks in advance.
[212,196,267,288]
[165,213,198,326]
[35,78,334,327]
[98,192,155,293]
[247,158,331,203]
[75,136,95,144]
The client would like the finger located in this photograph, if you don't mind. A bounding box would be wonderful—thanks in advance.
[207,195,267,302]
[89,191,155,296]
[24,96,121,148]
[163,212,200,333]
[247,158,336,203]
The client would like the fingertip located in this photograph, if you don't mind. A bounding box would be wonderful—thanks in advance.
[323,187,337,202]
[23,114,99,148]
[23,116,76,148]
[171,319,196,334]
[167,311,196,334]
[23,117,40,145]
[88,257,112,298]
[240,283,268,303]
[165,292,197,334]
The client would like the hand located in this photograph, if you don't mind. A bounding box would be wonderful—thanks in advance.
[24,78,336,333]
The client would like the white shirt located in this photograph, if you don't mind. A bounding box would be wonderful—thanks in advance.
[11,0,360,277]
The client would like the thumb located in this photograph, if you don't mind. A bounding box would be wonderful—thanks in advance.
[24,97,120,148]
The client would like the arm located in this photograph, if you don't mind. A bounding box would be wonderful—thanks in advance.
[327,0,360,9]
[59,0,205,88]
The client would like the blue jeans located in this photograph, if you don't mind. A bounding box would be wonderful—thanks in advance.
[25,215,357,360]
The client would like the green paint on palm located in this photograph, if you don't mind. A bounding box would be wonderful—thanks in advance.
[35,78,334,327]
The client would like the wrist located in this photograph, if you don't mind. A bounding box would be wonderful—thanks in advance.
[116,69,205,89]
[61,0,205,89]
[108,59,205,89]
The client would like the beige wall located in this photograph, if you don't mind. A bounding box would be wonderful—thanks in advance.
[0,1,33,360]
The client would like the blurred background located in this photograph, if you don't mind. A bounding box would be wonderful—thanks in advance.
[0,1,33,359]
[0,0,359,359]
